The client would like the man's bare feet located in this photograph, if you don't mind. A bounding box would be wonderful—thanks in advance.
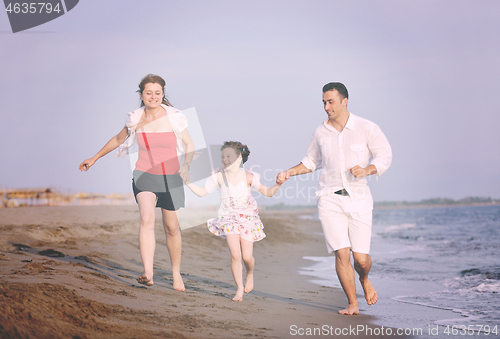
[338,303,359,315]
[137,274,154,286]
[173,272,185,291]
[232,288,244,301]
[360,279,377,305]
[244,273,254,293]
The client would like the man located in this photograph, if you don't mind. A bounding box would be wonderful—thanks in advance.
[277,82,392,315]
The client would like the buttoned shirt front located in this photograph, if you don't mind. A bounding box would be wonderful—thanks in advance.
[301,113,392,215]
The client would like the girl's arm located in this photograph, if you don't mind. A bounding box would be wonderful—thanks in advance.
[258,183,282,197]
[184,171,220,197]
[184,182,209,197]
[248,173,282,197]
[79,126,129,171]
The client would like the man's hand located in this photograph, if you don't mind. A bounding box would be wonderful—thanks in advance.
[276,171,290,184]
[349,165,377,178]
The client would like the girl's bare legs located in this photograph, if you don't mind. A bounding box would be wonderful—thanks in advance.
[136,192,157,285]
[161,209,185,291]
[240,238,255,293]
[226,234,244,301]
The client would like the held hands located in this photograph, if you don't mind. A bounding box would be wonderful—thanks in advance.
[79,158,96,171]
[276,171,290,185]
[179,164,190,183]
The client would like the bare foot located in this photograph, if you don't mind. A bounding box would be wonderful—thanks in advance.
[338,303,359,315]
[244,273,254,293]
[173,272,185,291]
[137,274,153,286]
[232,288,244,301]
[360,279,378,305]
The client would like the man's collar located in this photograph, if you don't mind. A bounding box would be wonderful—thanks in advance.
[323,112,356,132]
[344,112,355,130]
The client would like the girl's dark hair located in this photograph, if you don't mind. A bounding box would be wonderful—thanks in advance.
[221,141,250,164]
[137,74,173,107]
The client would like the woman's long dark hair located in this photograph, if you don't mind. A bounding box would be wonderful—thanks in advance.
[137,74,173,107]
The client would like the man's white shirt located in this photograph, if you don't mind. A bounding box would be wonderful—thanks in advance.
[301,113,392,215]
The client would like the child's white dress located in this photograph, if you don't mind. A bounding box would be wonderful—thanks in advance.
[204,170,265,242]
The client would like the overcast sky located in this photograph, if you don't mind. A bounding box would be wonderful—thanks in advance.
[1,0,499,206]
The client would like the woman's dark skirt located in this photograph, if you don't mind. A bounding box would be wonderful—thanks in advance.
[132,170,185,211]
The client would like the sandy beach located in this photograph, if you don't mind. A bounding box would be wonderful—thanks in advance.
[0,205,413,338]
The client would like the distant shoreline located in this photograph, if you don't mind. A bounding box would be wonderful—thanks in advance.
[373,200,499,210]
[261,197,499,212]
[2,190,498,211]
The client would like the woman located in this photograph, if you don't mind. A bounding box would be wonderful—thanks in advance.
[79,74,194,291]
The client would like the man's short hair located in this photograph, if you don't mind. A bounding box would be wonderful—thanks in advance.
[322,82,349,99]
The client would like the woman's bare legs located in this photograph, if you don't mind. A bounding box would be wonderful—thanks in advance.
[161,209,185,291]
[136,192,157,285]
[226,234,244,301]
[240,238,255,293]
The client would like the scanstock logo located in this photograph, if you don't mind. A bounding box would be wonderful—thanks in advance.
[4,0,79,33]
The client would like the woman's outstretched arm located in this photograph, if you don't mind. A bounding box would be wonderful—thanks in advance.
[79,126,128,171]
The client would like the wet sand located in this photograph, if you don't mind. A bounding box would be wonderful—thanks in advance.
[0,205,410,338]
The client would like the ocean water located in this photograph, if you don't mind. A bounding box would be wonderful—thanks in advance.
[299,205,500,333]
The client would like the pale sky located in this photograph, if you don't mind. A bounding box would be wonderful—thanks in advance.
[1,0,499,206]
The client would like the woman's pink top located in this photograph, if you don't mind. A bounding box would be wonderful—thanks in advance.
[135,132,180,175]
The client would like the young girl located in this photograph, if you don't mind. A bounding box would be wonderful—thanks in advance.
[183,141,282,301]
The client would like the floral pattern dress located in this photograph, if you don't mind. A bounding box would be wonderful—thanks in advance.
[205,170,265,242]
